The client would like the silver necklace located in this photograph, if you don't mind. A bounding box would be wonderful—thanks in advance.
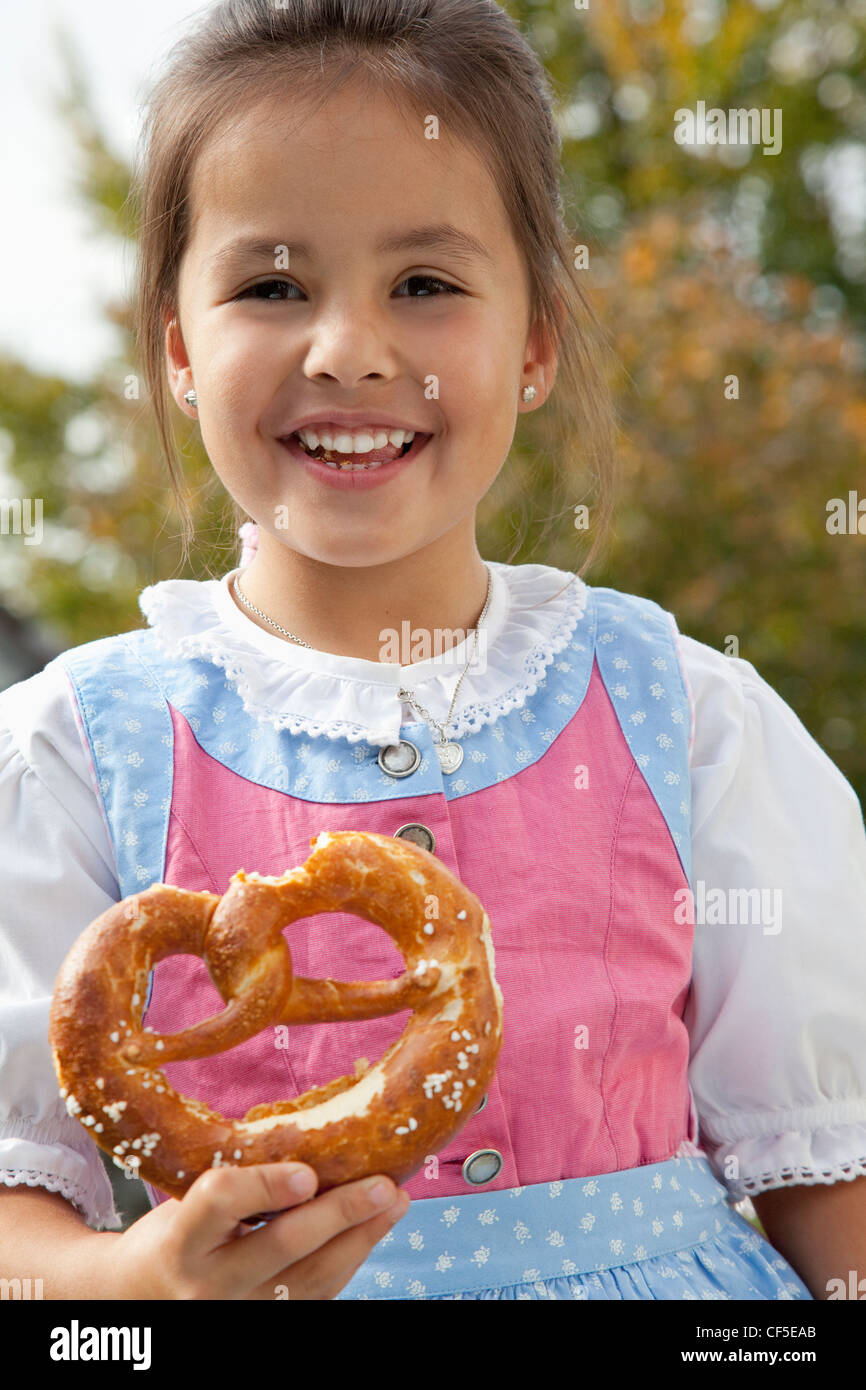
[231,566,492,774]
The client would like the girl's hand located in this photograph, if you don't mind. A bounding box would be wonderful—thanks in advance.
[96,1163,410,1300]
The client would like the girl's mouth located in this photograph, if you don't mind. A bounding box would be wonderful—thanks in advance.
[277,430,431,488]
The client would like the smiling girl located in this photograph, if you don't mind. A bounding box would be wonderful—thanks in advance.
[1,0,865,1301]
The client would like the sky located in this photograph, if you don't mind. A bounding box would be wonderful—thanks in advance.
[0,0,207,382]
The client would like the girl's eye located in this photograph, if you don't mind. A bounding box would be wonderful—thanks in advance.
[234,274,463,302]
[394,275,464,298]
[235,280,300,301]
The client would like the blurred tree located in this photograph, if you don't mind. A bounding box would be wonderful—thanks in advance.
[491,0,866,803]
[535,0,866,326]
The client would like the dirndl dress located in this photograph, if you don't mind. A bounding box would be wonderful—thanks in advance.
[28,558,844,1301]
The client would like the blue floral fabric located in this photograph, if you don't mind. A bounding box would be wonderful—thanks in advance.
[337,1154,813,1300]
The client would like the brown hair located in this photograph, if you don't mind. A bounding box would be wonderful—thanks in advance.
[129,0,620,581]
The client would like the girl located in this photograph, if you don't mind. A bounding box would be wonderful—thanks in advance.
[1,0,865,1302]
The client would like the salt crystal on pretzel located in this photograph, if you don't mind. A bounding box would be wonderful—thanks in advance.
[50,830,504,1200]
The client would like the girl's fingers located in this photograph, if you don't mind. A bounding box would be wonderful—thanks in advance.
[174,1163,321,1268]
[216,1172,408,1295]
[245,1191,412,1300]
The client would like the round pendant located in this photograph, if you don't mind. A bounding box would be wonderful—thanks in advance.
[436,741,463,774]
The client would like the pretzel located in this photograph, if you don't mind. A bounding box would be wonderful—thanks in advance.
[49,830,503,1204]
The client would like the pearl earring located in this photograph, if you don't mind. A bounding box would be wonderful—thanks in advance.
[184,390,197,408]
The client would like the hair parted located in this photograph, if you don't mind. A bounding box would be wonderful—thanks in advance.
[129,0,620,577]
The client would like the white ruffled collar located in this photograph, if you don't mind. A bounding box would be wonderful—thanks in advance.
[138,560,589,747]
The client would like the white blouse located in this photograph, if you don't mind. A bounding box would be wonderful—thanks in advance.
[2,560,866,1231]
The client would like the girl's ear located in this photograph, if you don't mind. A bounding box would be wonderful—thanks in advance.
[164,311,196,415]
[523,303,562,407]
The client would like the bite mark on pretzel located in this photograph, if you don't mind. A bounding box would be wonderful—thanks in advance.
[50,830,503,1198]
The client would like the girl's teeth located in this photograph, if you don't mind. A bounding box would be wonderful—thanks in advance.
[296,427,413,453]
[292,427,417,469]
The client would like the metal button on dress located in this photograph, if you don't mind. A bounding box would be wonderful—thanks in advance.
[462,1148,503,1185]
[474,1092,488,1114]
[378,740,421,778]
[393,823,435,854]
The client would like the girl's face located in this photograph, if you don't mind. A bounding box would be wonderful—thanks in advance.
[169,81,553,570]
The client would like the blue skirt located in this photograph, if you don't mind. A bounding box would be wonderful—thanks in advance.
[337,1153,813,1300]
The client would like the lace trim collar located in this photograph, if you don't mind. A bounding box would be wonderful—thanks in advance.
[137,561,589,746]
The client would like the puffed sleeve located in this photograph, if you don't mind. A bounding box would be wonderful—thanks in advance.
[0,659,123,1229]
[677,634,866,1202]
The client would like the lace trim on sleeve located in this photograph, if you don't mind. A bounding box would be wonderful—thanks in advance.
[0,1165,123,1230]
[737,1156,866,1195]
[0,1116,124,1230]
[699,1103,866,1200]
